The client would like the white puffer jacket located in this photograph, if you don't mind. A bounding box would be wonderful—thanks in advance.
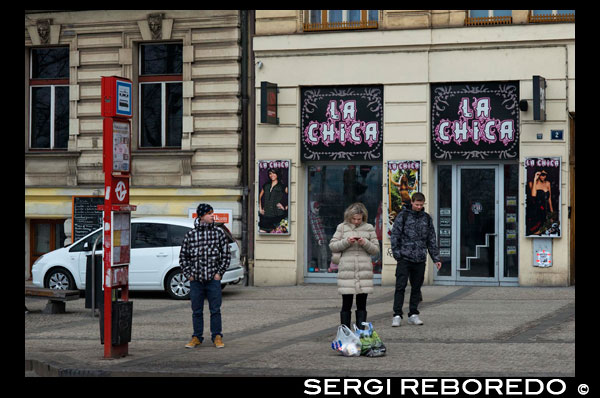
[329,222,380,295]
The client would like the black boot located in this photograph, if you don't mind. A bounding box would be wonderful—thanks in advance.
[355,310,367,329]
[340,311,351,328]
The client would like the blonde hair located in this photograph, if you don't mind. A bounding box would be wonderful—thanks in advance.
[344,202,368,223]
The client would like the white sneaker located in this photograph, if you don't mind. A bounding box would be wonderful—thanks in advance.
[408,314,424,325]
[392,315,402,327]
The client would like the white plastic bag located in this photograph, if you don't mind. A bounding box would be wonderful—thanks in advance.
[331,324,361,357]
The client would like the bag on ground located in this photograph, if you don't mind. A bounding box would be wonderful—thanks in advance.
[353,322,387,357]
[331,324,361,357]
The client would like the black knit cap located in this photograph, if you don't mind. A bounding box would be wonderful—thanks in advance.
[196,203,213,218]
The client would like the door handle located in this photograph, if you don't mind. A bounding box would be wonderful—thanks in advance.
[156,253,169,257]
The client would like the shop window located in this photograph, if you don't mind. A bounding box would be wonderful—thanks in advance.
[305,10,378,31]
[29,47,69,150]
[307,164,382,275]
[529,10,575,23]
[139,43,183,148]
[465,10,512,25]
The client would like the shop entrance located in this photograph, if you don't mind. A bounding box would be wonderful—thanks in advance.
[304,163,383,283]
[435,164,519,286]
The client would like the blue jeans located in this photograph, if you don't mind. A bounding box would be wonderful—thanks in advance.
[190,279,222,343]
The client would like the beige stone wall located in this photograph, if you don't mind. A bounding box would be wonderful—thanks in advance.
[253,19,575,286]
[255,10,536,35]
[25,10,241,191]
[25,11,245,277]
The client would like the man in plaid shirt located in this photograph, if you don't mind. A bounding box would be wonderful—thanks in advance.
[180,203,230,349]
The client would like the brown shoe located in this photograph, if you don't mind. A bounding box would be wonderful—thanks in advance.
[213,335,225,348]
[185,336,202,348]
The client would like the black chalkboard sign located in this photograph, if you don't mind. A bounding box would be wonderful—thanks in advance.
[72,196,104,242]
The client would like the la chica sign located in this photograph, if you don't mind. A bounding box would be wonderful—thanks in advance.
[431,82,520,160]
[301,86,383,161]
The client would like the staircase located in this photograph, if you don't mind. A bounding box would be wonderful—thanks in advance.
[459,233,496,271]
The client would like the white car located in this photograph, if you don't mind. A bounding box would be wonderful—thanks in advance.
[31,217,244,299]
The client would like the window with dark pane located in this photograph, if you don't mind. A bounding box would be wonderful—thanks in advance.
[140,84,162,147]
[29,47,69,150]
[166,83,182,147]
[31,47,69,79]
[139,42,183,148]
[31,87,51,148]
[140,43,182,75]
[54,86,69,149]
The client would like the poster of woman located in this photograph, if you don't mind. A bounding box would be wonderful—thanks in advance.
[258,160,291,235]
[525,157,561,237]
[387,160,421,237]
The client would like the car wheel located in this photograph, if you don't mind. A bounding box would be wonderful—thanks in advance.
[45,268,76,290]
[166,269,191,300]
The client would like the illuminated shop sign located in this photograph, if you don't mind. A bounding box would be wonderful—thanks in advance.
[431,82,520,161]
[301,85,383,161]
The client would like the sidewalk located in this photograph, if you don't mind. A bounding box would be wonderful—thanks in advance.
[25,283,575,377]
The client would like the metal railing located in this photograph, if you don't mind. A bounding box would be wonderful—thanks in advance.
[465,16,512,26]
[528,13,575,23]
[304,19,378,32]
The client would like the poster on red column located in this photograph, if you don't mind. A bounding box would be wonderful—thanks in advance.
[112,121,130,173]
[112,212,131,266]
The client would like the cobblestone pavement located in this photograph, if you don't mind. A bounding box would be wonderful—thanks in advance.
[26,283,575,377]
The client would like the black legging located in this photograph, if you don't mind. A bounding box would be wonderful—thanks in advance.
[341,293,367,312]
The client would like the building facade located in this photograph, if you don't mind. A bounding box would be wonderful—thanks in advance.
[25,10,253,280]
[252,10,575,287]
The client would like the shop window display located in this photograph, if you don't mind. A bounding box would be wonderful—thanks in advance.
[307,164,382,275]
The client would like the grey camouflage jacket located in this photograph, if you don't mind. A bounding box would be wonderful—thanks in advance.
[390,208,440,264]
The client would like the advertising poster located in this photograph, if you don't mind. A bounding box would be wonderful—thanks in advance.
[431,81,520,161]
[258,160,290,235]
[525,157,561,237]
[300,85,383,161]
[387,160,421,237]
[112,211,131,266]
[112,121,130,173]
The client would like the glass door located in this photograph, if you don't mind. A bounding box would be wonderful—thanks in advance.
[457,166,499,282]
[435,164,519,285]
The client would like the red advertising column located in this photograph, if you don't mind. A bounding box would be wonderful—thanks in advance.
[100,76,136,359]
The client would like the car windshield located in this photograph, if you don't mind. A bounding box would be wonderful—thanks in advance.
[69,230,102,252]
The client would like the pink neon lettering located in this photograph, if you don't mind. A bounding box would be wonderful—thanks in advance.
[433,97,515,146]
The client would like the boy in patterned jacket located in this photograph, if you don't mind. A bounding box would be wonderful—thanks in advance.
[390,192,441,327]
[180,203,231,348]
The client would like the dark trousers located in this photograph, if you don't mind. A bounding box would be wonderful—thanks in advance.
[393,259,425,318]
[190,279,222,342]
[341,293,368,312]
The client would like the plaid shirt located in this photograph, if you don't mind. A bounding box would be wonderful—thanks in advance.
[179,219,231,282]
[309,211,326,245]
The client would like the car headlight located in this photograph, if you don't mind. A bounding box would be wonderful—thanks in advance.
[32,255,45,269]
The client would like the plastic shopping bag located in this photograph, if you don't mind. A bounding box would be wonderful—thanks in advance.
[331,324,361,357]
[353,322,387,357]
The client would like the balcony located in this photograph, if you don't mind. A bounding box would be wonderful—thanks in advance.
[465,15,512,26]
[304,19,378,32]
[529,12,575,23]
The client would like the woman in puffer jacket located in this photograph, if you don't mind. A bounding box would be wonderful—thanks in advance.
[329,202,380,330]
